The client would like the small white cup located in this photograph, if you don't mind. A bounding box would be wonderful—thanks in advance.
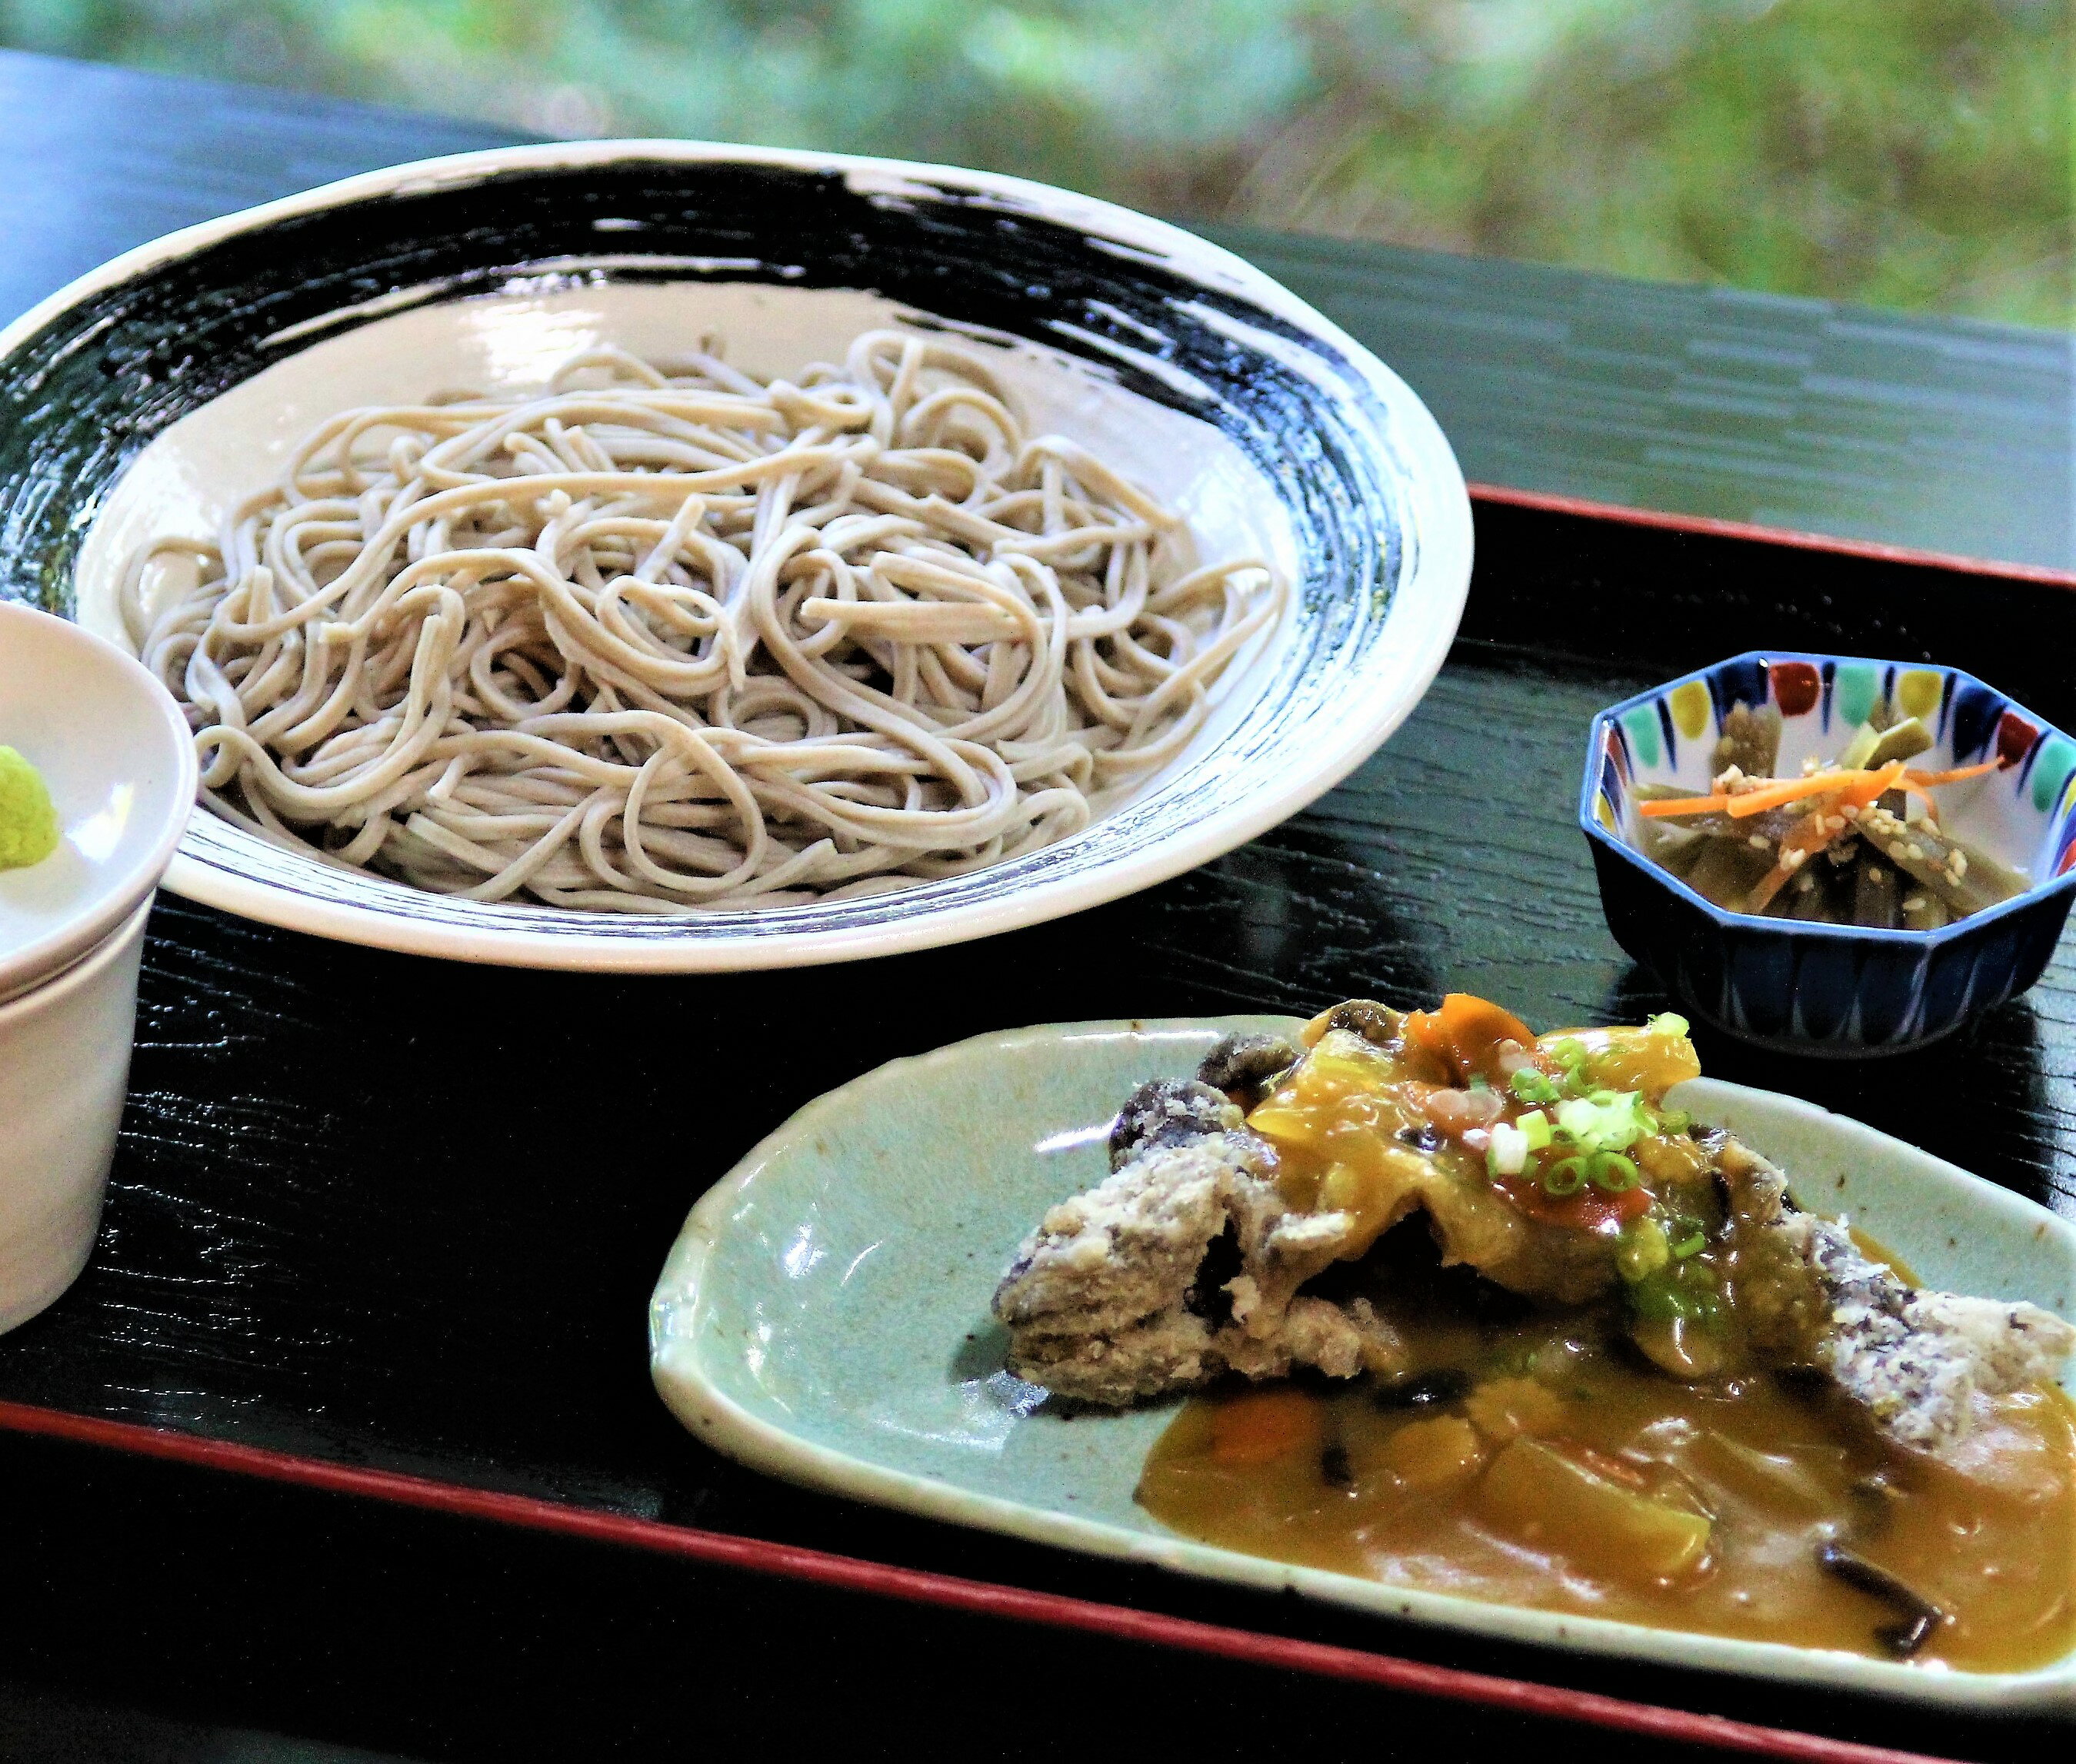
[0,896,151,1333]
[0,599,195,1336]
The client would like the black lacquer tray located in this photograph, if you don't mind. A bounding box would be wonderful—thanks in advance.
[4,492,2071,1762]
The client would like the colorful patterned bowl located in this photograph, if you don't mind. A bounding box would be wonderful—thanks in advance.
[1580,651,2076,1056]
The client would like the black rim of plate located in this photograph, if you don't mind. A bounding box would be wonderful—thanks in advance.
[0,151,1438,947]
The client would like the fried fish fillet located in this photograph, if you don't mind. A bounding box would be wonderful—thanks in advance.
[1717,1133,2074,1454]
[992,1035,2074,1456]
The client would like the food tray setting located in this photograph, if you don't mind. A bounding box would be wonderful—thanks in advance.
[0,139,2071,1764]
[0,487,2069,1762]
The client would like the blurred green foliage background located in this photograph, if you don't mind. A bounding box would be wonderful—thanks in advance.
[2,0,2067,327]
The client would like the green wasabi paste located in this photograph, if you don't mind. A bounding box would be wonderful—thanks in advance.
[0,746,58,869]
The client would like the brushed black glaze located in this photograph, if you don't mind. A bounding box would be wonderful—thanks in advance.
[0,504,2067,1761]
[0,151,1432,952]
[0,155,1399,623]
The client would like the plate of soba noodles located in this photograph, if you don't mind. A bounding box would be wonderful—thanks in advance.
[0,142,1471,972]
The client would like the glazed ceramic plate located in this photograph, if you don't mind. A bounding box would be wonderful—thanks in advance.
[0,142,1471,973]
[649,1016,2076,1710]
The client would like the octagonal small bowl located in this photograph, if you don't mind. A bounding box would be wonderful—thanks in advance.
[1580,650,2076,1056]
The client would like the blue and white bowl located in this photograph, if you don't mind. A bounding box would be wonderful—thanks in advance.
[1581,651,2076,1056]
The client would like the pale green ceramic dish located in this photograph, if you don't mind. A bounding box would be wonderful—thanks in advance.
[648,1017,2076,1710]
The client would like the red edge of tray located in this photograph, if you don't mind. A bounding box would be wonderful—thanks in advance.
[1465,483,2076,589]
[0,1396,1970,1764]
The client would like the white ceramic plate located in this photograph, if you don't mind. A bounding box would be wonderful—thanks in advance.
[650,1017,2076,1710]
[0,141,1472,972]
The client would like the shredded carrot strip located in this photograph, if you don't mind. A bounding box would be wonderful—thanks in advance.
[1890,780,1946,828]
[1835,761,1907,811]
[1638,757,1937,822]
[1639,771,1845,819]
[1744,794,1858,910]
[1738,764,1904,915]
[1901,760,2001,787]
[1636,794,1731,818]
[1743,856,1800,915]
[1719,772,1852,817]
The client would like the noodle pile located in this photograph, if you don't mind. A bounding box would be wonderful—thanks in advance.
[126,331,1284,912]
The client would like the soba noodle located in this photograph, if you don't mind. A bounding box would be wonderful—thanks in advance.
[125,331,1285,912]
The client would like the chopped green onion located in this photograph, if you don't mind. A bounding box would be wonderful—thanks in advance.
[1543,1156,1588,1197]
[1588,1150,1640,1191]
[1658,1107,1691,1135]
[1468,1074,1491,1093]
[1671,1230,1707,1258]
[1510,1068,1561,1104]
[1517,1109,1552,1150]
[1550,1090,1652,1154]
[1646,1012,1690,1038]
[1487,1120,1530,1177]
[1838,722,1879,771]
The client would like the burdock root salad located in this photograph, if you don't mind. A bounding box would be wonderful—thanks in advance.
[992,997,2076,1668]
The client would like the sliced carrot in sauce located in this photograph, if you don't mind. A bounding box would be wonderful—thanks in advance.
[1208,1389,1325,1466]
[1498,1173,1654,1232]
[1402,993,1536,1085]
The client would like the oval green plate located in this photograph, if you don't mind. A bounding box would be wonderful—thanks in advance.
[648,1017,2076,1710]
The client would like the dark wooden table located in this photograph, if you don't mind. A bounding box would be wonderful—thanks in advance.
[0,47,2070,1764]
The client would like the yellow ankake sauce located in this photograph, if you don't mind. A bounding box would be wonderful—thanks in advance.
[1137,1009,2076,1671]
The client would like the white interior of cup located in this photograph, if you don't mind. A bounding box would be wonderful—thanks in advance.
[0,604,194,1000]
